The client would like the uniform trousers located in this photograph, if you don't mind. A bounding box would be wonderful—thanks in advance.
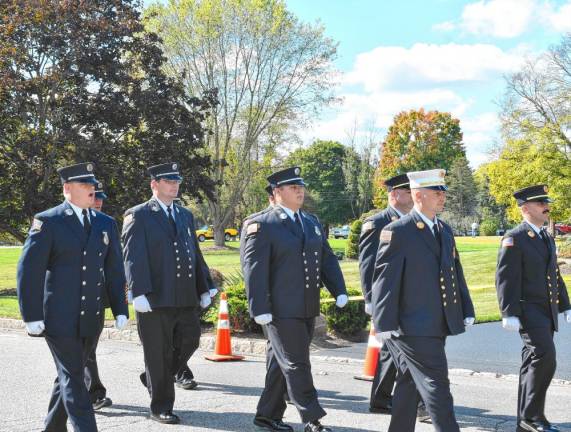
[256,317,326,423]
[370,343,397,408]
[518,326,556,423]
[137,307,201,414]
[370,343,427,411]
[84,312,106,402]
[385,336,459,432]
[44,334,98,432]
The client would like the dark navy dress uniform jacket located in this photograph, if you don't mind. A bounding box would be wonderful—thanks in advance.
[496,222,570,331]
[122,199,210,308]
[372,211,475,337]
[17,201,128,337]
[242,206,347,319]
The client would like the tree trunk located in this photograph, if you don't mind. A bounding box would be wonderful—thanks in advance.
[0,223,26,244]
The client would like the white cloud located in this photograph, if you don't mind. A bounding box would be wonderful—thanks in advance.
[541,1,571,32]
[434,0,543,38]
[345,43,523,92]
[460,0,536,38]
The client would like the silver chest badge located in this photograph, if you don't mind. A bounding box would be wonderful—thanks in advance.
[102,231,109,245]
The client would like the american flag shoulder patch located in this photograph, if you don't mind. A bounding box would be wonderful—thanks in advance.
[502,237,514,248]
[31,218,43,232]
[247,223,259,235]
[362,221,374,233]
[380,229,392,242]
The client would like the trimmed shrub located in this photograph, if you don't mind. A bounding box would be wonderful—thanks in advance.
[201,271,262,334]
[320,287,368,336]
[479,218,499,236]
[344,220,362,259]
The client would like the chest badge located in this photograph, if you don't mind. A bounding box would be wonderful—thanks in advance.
[102,231,109,245]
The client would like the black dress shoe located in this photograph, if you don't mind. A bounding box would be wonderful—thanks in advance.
[176,377,198,390]
[139,372,147,388]
[417,406,431,423]
[304,420,332,432]
[92,397,112,411]
[368,404,391,414]
[150,411,180,424]
[254,416,294,431]
[520,420,558,432]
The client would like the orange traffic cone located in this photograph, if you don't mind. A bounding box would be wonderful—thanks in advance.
[205,292,244,362]
[354,319,380,381]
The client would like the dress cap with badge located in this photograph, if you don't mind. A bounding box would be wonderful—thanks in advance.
[147,162,183,181]
[267,167,306,189]
[94,182,108,200]
[57,162,98,185]
[513,185,553,206]
[384,173,410,191]
[407,169,448,191]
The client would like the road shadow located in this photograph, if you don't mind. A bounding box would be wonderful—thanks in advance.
[455,405,571,431]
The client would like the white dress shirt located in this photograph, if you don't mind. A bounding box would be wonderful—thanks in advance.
[154,197,176,221]
[67,200,91,226]
[278,204,303,231]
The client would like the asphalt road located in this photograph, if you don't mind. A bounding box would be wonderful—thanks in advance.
[1,328,571,431]
[318,321,571,380]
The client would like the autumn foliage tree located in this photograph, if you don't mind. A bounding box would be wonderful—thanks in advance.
[373,109,466,207]
[0,0,216,240]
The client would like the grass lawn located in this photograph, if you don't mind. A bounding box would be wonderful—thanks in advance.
[2,237,570,324]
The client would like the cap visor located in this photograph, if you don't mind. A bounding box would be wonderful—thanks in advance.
[157,174,183,181]
[95,192,108,200]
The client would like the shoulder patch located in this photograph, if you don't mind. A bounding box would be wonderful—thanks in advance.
[30,218,43,232]
[362,221,374,233]
[380,229,392,243]
[123,214,134,227]
[247,223,260,235]
[502,237,514,248]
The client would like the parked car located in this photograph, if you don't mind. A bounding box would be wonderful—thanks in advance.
[331,225,350,239]
[555,222,571,236]
[195,225,239,242]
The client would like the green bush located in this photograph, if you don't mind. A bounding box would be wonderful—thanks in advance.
[344,220,362,259]
[479,218,499,236]
[320,287,368,336]
[201,271,262,334]
[557,237,571,258]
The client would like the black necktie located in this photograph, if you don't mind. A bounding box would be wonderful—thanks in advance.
[294,212,304,233]
[167,206,177,236]
[82,209,91,236]
[540,229,551,252]
[432,223,441,244]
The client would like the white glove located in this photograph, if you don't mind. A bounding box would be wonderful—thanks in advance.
[25,320,45,335]
[200,292,212,309]
[364,302,373,316]
[115,315,128,330]
[564,310,571,323]
[336,294,348,308]
[254,313,273,325]
[375,330,399,343]
[502,316,521,331]
[464,317,475,326]
[127,289,133,303]
[209,288,218,298]
[133,295,152,313]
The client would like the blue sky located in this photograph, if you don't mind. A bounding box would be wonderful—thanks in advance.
[284,0,571,167]
[144,0,571,167]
